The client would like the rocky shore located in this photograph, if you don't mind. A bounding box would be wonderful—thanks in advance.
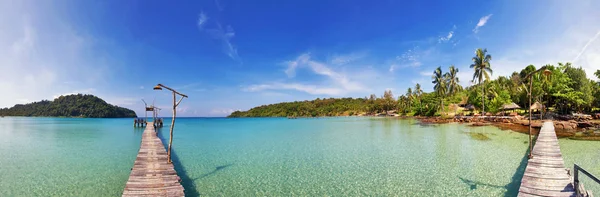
[417,115,600,140]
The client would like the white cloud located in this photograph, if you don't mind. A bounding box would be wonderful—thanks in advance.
[244,83,345,95]
[53,88,97,99]
[0,2,118,108]
[104,97,138,107]
[197,12,241,63]
[209,108,236,116]
[419,71,431,76]
[282,53,365,91]
[197,11,208,30]
[473,14,492,33]
[572,30,600,63]
[246,53,370,96]
[439,25,456,43]
[389,64,398,72]
[329,51,367,65]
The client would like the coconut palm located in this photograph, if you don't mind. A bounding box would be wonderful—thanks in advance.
[445,65,462,96]
[414,83,423,115]
[470,48,493,115]
[445,65,462,115]
[406,88,413,114]
[432,66,447,114]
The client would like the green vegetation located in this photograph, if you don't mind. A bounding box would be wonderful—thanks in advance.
[0,94,137,118]
[230,48,600,118]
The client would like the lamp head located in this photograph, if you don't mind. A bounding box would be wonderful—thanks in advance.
[543,69,552,77]
[153,84,163,90]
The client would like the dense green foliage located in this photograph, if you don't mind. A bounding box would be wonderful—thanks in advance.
[230,48,600,117]
[0,94,137,118]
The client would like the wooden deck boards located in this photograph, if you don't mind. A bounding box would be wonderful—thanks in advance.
[123,123,184,197]
[518,121,575,197]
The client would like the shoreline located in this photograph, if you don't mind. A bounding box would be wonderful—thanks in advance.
[416,115,600,141]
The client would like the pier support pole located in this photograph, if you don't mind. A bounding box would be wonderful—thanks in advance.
[168,91,176,163]
[154,83,187,164]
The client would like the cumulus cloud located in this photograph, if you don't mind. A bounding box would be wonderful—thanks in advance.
[473,14,492,33]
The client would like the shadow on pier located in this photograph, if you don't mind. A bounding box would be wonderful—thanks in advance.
[156,128,201,197]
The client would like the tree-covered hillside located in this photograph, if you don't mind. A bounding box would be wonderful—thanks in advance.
[0,94,137,118]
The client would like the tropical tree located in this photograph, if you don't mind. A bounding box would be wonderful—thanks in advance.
[470,48,493,115]
[445,65,462,96]
[445,65,462,114]
[382,90,395,112]
[406,88,413,114]
[415,83,423,115]
[432,66,447,114]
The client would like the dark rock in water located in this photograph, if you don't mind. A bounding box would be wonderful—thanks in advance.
[578,122,593,128]
[471,122,489,126]
[468,132,491,141]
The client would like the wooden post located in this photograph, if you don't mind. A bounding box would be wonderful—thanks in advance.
[168,91,176,163]
[528,77,533,159]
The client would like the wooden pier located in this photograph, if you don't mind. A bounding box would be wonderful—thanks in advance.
[123,122,184,197]
[518,121,576,197]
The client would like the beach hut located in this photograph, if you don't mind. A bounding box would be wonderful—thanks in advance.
[530,102,544,111]
[529,102,545,119]
[462,104,475,116]
[458,97,468,107]
[501,102,521,116]
[464,104,475,111]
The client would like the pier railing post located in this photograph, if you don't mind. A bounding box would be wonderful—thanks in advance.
[168,91,176,163]
[575,164,580,196]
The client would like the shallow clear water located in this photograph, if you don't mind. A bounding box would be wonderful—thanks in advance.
[0,117,598,196]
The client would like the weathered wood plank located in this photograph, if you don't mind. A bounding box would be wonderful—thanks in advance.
[518,121,575,197]
[122,122,185,197]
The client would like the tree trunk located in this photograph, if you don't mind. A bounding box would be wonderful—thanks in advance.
[168,91,176,163]
[441,99,444,116]
[481,78,485,116]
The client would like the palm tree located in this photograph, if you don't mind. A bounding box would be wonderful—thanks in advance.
[470,48,492,115]
[406,88,413,114]
[446,65,462,96]
[415,83,423,115]
[432,66,447,114]
[445,65,462,115]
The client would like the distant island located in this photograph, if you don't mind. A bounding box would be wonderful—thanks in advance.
[0,94,137,118]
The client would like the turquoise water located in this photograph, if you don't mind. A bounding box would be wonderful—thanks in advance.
[0,117,598,196]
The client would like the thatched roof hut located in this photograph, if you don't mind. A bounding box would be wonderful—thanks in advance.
[530,102,544,110]
[502,102,521,110]
[458,97,468,107]
[464,104,475,111]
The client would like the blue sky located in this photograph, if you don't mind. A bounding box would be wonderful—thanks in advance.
[1,0,599,117]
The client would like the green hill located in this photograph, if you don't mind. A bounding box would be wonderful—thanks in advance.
[0,94,137,118]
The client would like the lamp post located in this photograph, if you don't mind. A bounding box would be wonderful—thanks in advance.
[525,66,551,159]
[153,84,188,163]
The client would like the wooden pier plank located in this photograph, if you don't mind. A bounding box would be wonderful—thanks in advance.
[518,121,576,197]
[123,123,185,197]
